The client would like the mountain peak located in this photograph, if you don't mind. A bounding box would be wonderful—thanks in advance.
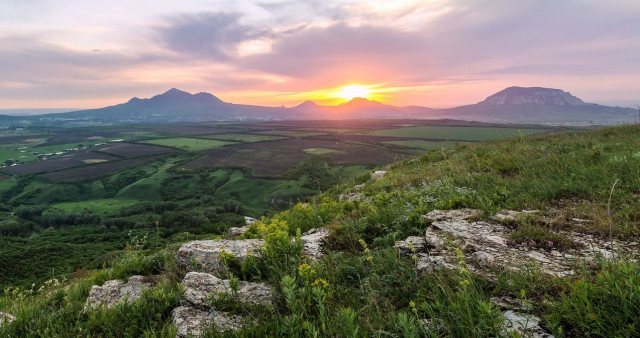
[162,88,191,96]
[482,86,586,106]
[295,100,321,108]
[339,97,384,107]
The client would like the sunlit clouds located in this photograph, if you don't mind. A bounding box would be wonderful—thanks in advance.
[1,0,639,109]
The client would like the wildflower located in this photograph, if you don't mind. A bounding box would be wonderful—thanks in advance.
[529,239,536,246]
[548,241,554,248]
[521,242,527,247]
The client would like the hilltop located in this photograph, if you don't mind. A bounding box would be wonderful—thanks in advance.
[1,125,639,336]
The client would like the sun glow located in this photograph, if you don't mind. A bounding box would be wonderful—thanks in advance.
[335,85,371,101]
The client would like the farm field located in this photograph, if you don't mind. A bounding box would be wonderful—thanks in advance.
[140,137,236,151]
[201,133,287,143]
[366,125,549,141]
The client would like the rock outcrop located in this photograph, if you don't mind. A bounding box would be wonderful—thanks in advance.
[0,312,15,326]
[502,310,554,338]
[300,227,330,261]
[370,170,387,179]
[396,209,631,277]
[172,306,245,337]
[181,272,273,307]
[85,275,152,309]
[176,239,264,275]
[227,217,258,238]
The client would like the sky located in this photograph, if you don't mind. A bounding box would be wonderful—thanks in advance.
[1,0,639,110]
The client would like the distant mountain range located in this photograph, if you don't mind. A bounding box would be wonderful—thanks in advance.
[0,87,636,127]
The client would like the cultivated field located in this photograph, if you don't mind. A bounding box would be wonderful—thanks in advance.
[140,137,236,151]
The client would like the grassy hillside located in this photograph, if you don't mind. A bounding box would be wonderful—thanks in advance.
[1,125,639,337]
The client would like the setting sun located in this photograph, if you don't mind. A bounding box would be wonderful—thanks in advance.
[335,85,371,101]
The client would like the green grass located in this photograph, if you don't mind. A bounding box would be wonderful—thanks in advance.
[140,138,236,151]
[202,133,286,143]
[254,130,329,137]
[2,125,640,337]
[303,148,345,155]
[52,199,143,213]
[382,140,467,151]
[367,125,549,141]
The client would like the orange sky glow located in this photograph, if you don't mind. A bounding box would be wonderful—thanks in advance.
[1,0,639,110]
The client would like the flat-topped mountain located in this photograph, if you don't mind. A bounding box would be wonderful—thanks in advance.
[428,86,635,125]
[482,86,586,106]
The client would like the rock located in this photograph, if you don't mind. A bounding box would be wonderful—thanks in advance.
[418,209,634,277]
[176,239,264,275]
[473,251,496,267]
[354,183,365,191]
[227,217,258,238]
[85,275,151,309]
[424,229,446,250]
[395,236,427,255]
[493,210,538,222]
[502,310,554,338]
[300,227,330,261]
[370,170,387,179]
[172,306,246,337]
[415,255,452,273]
[490,296,528,311]
[227,225,251,238]
[173,306,210,337]
[424,209,482,222]
[339,192,363,202]
[182,272,273,307]
[0,312,16,326]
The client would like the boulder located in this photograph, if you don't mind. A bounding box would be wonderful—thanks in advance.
[227,225,251,238]
[176,239,264,275]
[172,306,245,337]
[370,170,387,179]
[418,209,634,278]
[300,227,330,260]
[227,217,258,238]
[0,312,15,326]
[182,272,273,307]
[502,310,554,338]
[394,236,428,255]
[85,275,151,309]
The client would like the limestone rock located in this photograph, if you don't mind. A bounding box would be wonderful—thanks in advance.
[492,210,538,222]
[490,296,528,312]
[85,275,151,309]
[227,217,258,238]
[182,272,273,307]
[339,192,363,202]
[371,170,387,179]
[502,310,554,338]
[172,306,245,337]
[394,236,427,255]
[176,239,264,275]
[300,227,330,261]
[227,225,251,238]
[0,312,15,326]
[417,209,631,277]
[415,255,453,273]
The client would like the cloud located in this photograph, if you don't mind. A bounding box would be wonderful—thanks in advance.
[157,12,268,60]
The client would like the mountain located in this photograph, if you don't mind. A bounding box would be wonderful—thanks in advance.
[0,86,635,127]
[290,97,432,119]
[33,88,288,125]
[427,86,636,125]
[482,86,586,106]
